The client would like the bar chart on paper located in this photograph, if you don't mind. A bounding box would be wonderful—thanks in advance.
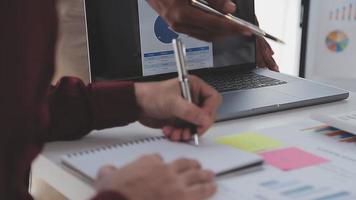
[328,0,356,21]
[258,178,356,200]
[213,120,356,200]
[215,176,356,200]
[308,0,356,78]
[325,1,355,53]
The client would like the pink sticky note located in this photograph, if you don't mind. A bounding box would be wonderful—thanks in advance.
[259,147,329,171]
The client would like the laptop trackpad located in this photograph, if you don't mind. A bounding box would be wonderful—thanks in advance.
[218,88,297,116]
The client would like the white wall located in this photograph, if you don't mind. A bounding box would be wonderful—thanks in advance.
[255,0,302,76]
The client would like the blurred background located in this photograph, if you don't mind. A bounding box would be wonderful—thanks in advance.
[255,0,302,76]
[53,0,356,91]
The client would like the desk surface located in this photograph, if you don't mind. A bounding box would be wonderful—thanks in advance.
[32,92,356,200]
[311,77,356,93]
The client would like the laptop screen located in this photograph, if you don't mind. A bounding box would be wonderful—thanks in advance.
[85,0,256,81]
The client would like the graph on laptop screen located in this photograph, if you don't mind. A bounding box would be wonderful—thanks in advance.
[137,0,214,76]
[305,0,356,79]
[85,0,255,81]
[137,0,255,76]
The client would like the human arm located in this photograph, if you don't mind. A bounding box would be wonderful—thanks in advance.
[49,76,220,200]
[45,78,140,142]
[47,74,221,142]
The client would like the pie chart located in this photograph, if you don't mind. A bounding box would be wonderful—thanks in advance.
[154,16,179,44]
[326,31,349,53]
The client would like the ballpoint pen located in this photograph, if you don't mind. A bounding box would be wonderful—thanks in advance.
[191,0,285,44]
[172,38,200,146]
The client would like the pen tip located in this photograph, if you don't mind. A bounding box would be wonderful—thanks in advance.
[194,134,199,146]
[278,39,286,44]
[265,33,285,45]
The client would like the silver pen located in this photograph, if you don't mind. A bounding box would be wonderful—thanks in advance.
[191,0,285,44]
[172,38,199,146]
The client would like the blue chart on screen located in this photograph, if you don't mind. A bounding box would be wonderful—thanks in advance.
[154,16,179,44]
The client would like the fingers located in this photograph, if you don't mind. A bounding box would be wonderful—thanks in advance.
[206,0,236,13]
[137,154,164,164]
[97,165,117,180]
[163,126,174,138]
[189,76,222,133]
[265,56,279,72]
[194,77,222,116]
[186,9,251,37]
[169,6,251,41]
[171,158,216,200]
[163,126,195,142]
[182,128,192,141]
[171,159,217,199]
[188,182,217,200]
[256,37,279,72]
[171,97,212,128]
[164,76,220,138]
[163,125,191,142]
[183,169,215,185]
[171,158,201,173]
[171,128,184,141]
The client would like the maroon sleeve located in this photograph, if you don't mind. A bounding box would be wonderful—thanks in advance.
[0,0,59,198]
[1,0,140,198]
[92,191,128,200]
[45,77,141,141]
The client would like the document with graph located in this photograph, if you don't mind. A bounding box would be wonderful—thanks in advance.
[306,0,356,78]
[312,111,356,135]
[213,119,356,200]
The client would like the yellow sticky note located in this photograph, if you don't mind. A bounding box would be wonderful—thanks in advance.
[216,132,283,153]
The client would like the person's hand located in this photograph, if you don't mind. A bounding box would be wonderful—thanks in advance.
[146,0,251,41]
[256,36,279,72]
[135,76,222,141]
[96,155,217,200]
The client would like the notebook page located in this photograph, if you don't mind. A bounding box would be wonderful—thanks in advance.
[62,137,262,180]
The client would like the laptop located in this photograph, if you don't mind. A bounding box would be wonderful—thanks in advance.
[84,0,349,121]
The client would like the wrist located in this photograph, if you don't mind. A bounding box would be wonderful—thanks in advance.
[134,82,148,113]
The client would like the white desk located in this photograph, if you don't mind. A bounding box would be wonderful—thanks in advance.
[311,77,356,93]
[31,92,356,200]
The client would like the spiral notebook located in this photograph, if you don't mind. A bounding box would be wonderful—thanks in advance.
[61,136,263,180]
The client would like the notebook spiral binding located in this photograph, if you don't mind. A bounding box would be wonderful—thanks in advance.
[66,136,166,158]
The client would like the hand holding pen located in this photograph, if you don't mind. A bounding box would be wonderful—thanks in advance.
[146,0,251,41]
[135,76,221,142]
[173,39,200,145]
[170,39,222,145]
[191,0,284,44]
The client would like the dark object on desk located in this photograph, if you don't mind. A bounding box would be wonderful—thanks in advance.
[84,0,349,121]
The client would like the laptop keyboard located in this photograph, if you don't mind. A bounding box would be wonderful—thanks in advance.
[200,71,287,92]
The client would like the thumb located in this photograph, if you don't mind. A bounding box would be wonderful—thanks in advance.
[172,97,212,127]
[97,165,117,180]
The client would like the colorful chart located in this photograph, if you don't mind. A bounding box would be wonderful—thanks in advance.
[154,16,179,44]
[326,30,349,52]
[328,0,356,21]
